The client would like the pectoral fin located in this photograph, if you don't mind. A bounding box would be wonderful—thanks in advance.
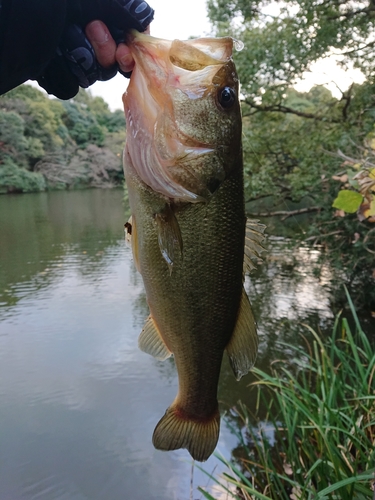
[226,288,258,380]
[138,315,172,361]
[154,205,183,273]
[243,219,267,274]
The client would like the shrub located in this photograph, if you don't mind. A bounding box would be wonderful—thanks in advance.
[0,157,46,193]
[201,289,375,499]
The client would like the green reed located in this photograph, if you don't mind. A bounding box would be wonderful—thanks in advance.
[200,288,375,499]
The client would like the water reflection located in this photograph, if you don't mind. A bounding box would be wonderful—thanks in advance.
[0,189,371,499]
[216,237,337,421]
[0,190,239,500]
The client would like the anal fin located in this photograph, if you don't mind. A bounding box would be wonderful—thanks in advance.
[138,315,172,361]
[226,288,258,380]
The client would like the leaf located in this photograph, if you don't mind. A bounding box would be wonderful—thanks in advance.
[333,209,345,218]
[332,174,348,182]
[368,199,375,217]
[332,190,363,213]
[352,232,360,244]
[316,473,375,497]
[347,169,360,189]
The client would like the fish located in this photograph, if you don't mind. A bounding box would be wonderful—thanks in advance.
[122,31,266,462]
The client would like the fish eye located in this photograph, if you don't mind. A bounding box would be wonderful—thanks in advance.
[218,86,236,109]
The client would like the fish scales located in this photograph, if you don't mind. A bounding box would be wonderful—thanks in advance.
[126,154,245,416]
[123,31,263,461]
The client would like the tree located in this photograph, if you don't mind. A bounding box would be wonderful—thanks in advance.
[0,85,125,192]
[207,0,375,132]
[0,110,28,156]
[208,0,375,90]
[207,0,375,306]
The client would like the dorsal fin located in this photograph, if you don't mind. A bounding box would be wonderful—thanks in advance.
[243,219,267,274]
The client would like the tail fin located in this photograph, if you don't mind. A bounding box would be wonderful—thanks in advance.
[152,403,220,462]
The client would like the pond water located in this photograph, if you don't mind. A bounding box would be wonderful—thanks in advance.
[0,189,373,499]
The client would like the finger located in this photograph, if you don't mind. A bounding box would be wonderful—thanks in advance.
[116,43,135,74]
[85,20,116,68]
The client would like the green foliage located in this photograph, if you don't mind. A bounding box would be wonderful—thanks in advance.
[201,292,375,499]
[306,130,375,309]
[0,157,46,193]
[208,0,375,90]
[25,101,65,150]
[0,84,125,193]
[26,137,45,162]
[101,109,126,133]
[104,130,126,157]
[241,86,347,203]
[0,110,27,152]
[60,100,106,147]
[332,190,363,213]
[207,0,375,302]
[69,90,125,134]
[331,131,375,219]
[3,84,47,102]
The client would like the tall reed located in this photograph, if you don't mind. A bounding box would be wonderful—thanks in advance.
[200,288,375,499]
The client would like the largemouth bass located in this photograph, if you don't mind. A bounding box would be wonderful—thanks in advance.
[122,31,265,462]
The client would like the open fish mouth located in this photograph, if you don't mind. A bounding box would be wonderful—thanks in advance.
[126,31,234,98]
[122,32,238,202]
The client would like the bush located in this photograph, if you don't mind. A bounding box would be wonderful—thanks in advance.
[0,157,46,193]
[201,289,375,499]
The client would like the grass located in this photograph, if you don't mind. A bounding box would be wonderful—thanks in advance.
[200,287,375,499]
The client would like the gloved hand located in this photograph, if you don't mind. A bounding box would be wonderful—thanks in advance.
[37,0,154,99]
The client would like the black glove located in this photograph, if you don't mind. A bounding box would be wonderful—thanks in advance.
[37,0,154,99]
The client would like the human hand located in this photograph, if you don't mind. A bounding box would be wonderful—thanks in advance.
[37,0,154,99]
[85,21,151,75]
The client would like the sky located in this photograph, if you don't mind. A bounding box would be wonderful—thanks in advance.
[28,0,365,110]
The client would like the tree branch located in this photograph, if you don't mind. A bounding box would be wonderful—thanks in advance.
[243,100,341,123]
[341,82,354,121]
[245,193,274,203]
[338,40,375,56]
[327,7,370,20]
[246,206,321,220]
[305,230,343,242]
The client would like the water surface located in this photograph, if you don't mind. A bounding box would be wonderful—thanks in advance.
[0,189,366,499]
